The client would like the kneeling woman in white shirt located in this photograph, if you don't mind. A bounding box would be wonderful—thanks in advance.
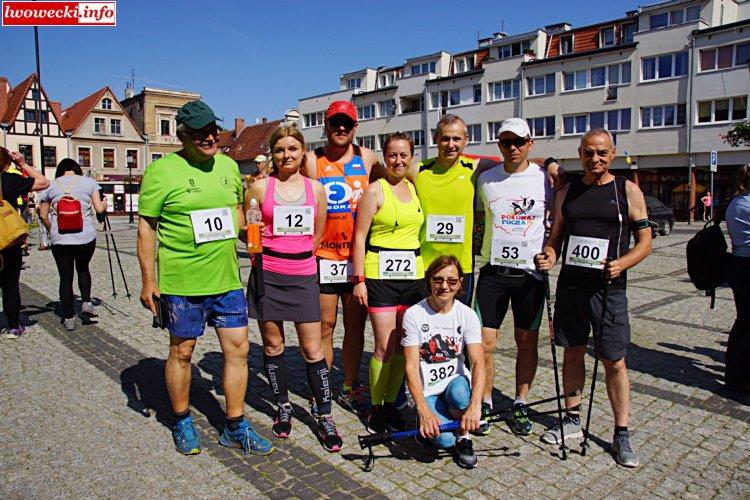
[402,255,485,468]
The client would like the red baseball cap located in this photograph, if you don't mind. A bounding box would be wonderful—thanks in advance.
[325,101,357,122]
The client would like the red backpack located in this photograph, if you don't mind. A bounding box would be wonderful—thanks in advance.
[56,178,83,234]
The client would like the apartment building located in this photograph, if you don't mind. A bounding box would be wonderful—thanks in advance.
[298,0,749,219]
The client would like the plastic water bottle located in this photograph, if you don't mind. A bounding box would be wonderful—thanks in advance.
[246,198,262,254]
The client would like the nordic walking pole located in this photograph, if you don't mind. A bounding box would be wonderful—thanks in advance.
[105,213,131,299]
[542,268,567,460]
[103,215,117,298]
[581,260,612,456]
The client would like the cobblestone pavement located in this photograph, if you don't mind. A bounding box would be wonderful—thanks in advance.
[1,220,748,498]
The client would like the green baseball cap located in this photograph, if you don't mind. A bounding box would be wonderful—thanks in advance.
[176,100,222,129]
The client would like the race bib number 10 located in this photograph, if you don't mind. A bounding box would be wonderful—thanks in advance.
[189,207,236,244]
[426,215,465,243]
[378,251,417,280]
[273,206,314,235]
[565,235,609,269]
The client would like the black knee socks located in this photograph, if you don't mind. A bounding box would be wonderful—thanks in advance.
[306,359,332,415]
[264,353,289,405]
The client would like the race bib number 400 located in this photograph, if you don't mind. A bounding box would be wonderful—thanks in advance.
[421,358,459,396]
[565,235,609,269]
[319,259,351,284]
[490,236,533,269]
[189,207,236,244]
[426,215,464,243]
[273,206,314,235]
[378,251,417,280]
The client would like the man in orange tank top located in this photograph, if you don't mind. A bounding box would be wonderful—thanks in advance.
[303,101,385,414]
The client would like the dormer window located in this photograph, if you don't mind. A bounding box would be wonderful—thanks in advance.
[560,35,574,55]
[600,27,615,48]
[101,98,112,110]
[346,78,362,90]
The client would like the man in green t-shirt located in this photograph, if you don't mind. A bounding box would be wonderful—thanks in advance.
[137,100,273,457]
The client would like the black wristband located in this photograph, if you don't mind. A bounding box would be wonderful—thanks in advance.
[543,157,557,169]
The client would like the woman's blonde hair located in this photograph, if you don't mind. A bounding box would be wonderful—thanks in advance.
[268,125,306,175]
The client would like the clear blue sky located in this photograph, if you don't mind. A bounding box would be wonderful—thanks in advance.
[1,0,640,125]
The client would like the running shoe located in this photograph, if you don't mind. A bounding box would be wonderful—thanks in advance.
[0,326,26,339]
[507,402,533,436]
[219,419,274,455]
[367,404,387,434]
[540,414,583,445]
[336,384,369,415]
[455,437,478,469]
[473,402,492,436]
[315,413,343,452]
[81,302,98,318]
[272,403,294,438]
[172,417,201,455]
[611,432,640,468]
[63,317,76,331]
[385,402,407,431]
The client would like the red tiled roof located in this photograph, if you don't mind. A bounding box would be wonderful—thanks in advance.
[217,130,234,149]
[225,119,282,162]
[0,73,35,125]
[61,87,107,133]
[0,77,9,121]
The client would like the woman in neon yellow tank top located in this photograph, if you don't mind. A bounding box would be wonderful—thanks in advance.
[352,132,426,433]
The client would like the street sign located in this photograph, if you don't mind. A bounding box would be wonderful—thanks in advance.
[710,150,718,173]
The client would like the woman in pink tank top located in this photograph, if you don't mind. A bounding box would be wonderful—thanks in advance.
[245,126,343,451]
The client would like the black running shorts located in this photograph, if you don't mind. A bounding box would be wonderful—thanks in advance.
[475,264,544,330]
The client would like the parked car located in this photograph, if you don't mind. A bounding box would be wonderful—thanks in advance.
[645,196,675,236]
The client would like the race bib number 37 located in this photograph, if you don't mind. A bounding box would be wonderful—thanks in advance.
[189,208,236,244]
[426,215,465,243]
[319,259,351,284]
[378,251,417,280]
[273,206,314,235]
[565,235,609,269]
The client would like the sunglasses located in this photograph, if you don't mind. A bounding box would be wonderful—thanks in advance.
[499,137,529,149]
[328,116,356,130]
[430,276,461,287]
[190,126,220,141]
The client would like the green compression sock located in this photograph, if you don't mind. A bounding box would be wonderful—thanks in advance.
[369,357,390,406]
[384,353,405,403]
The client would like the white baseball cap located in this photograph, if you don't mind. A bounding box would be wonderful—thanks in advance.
[496,118,531,139]
[254,154,267,163]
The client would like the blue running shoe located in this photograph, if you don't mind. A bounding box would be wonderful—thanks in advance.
[172,417,201,455]
[219,419,275,456]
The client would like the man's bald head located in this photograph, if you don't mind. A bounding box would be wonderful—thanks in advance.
[580,128,615,149]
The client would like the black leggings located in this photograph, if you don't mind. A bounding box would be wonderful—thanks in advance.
[0,245,23,328]
[727,256,750,386]
[51,240,96,319]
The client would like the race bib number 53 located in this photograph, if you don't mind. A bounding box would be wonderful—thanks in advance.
[565,235,609,269]
[189,207,236,244]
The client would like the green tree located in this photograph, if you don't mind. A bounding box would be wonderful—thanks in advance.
[722,120,750,148]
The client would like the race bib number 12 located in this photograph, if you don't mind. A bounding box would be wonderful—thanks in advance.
[189,207,236,244]
[273,206,314,235]
[565,235,609,269]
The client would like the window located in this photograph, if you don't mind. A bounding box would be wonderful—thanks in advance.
[700,43,750,71]
[622,22,637,43]
[346,78,362,90]
[527,116,555,137]
[24,110,35,122]
[101,98,112,110]
[564,70,587,91]
[42,146,56,170]
[737,43,750,66]
[456,59,466,73]
[697,97,748,123]
[151,153,163,162]
[303,112,323,127]
[378,99,396,117]
[527,74,555,96]
[563,115,588,135]
[650,6,700,29]
[467,124,482,143]
[411,61,436,76]
[591,67,606,87]
[377,134,388,150]
[642,52,688,80]
[358,136,375,149]
[406,130,424,147]
[487,121,503,141]
[103,148,115,168]
[600,27,615,47]
[430,90,460,109]
[160,119,171,136]
[686,5,701,21]
[650,12,669,29]
[110,119,122,135]
[94,117,106,134]
[126,149,139,169]
[670,9,684,25]
[473,84,482,103]
[19,145,33,165]
[30,89,39,100]
[494,40,531,60]
[489,79,520,101]
[78,147,91,168]
[640,104,686,128]
[608,62,632,85]
[357,104,375,120]
[560,35,573,55]
[401,95,424,113]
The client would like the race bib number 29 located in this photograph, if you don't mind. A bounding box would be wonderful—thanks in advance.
[426,215,464,243]
[565,235,609,269]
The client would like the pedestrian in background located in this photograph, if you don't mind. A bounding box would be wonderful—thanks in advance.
[38,158,107,331]
[724,164,750,393]
[702,191,712,221]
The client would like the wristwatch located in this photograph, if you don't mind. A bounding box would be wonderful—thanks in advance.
[349,274,365,284]
[543,157,558,168]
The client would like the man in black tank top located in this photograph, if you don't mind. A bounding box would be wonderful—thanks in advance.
[535,129,652,468]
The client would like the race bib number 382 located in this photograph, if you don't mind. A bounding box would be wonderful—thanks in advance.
[565,235,609,269]
[189,208,236,244]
